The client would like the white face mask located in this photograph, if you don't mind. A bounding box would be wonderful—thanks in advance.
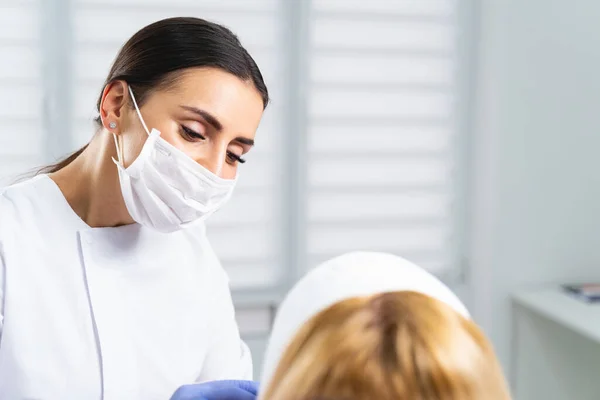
[112,86,237,233]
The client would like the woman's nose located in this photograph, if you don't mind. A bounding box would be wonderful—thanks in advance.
[196,147,227,177]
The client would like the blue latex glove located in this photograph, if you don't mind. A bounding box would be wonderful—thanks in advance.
[169,380,259,400]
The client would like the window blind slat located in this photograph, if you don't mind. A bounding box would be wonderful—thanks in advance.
[311,55,453,85]
[308,125,452,153]
[313,0,455,16]
[312,19,454,52]
[307,254,451,276]
[308,226,448,255]
[308,192,450,222]
[309,90,452,119]
[308,158,450,187]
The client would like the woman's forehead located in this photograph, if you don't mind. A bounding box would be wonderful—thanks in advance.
[154,68,265,133]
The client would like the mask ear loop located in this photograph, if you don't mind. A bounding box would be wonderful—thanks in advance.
[112,134,123,165]
[128,85,151,136]
[112,85,151,167]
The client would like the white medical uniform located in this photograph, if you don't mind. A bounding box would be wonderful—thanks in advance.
[259,251,469,392]
[0,175,252,400]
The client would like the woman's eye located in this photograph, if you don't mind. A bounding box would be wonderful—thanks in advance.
[227,151,246,165]
[180,125,206,141]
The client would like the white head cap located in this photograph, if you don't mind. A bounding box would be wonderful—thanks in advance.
[259,252,469,390]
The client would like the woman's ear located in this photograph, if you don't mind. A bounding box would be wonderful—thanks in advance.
[99,80,128,135]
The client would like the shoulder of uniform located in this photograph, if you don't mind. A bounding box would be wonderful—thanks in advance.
[0,175,45,230]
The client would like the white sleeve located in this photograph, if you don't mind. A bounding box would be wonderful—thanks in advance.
[196,266,253,382]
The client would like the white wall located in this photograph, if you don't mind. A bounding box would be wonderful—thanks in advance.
[470,0,600,373]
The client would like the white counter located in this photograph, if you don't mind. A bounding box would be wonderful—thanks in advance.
[512,288,600,400]
[513,289,600,344]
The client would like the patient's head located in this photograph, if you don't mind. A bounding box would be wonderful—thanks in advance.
[259,252,510,400]
[261,290,510,400]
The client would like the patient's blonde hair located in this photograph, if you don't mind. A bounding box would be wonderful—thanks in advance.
[261,291,511,400]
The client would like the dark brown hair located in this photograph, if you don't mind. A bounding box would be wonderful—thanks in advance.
[38,17,269,175]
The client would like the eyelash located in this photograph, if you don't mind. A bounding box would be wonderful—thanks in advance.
[227,152,246,164]
[181,125,246,165]
[181,125,206,141]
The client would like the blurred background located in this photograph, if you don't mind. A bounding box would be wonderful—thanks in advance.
[2,0,600,398]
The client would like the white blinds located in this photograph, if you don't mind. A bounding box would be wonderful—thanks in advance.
[0,1,43,186]
[306,0,459,275]
[70,0,285,290]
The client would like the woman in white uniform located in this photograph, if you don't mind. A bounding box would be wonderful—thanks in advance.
[0,17,267,400]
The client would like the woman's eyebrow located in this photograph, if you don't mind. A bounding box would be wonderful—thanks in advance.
[180,105,255,146]
[179,105,223,131]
